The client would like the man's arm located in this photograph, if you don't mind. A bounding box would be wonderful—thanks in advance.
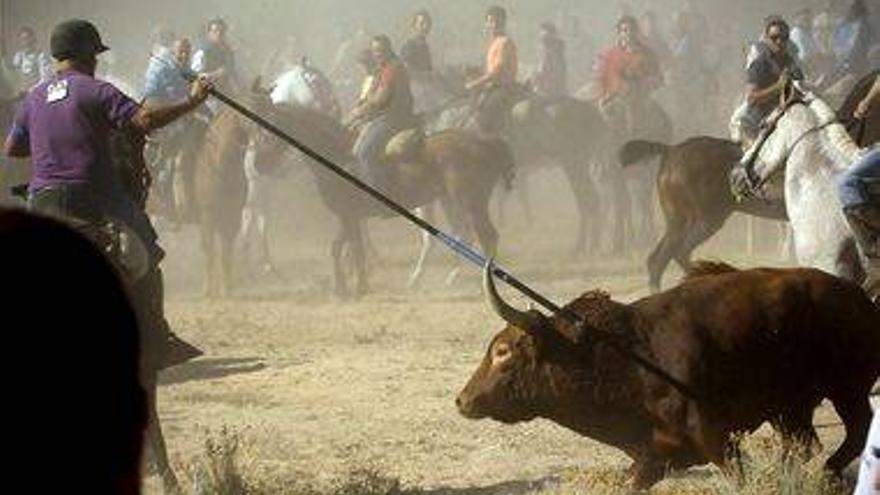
[4,130,29,157]
[348,69,392,122]
[466,39,511,91]
[4,104,29,158]
[855,76,880,119]
[746,74,787,106]
[126,77,211,134]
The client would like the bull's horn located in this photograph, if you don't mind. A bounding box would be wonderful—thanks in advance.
[483,260,539,330]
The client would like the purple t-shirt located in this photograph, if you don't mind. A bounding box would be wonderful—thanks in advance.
[8,69,140,193]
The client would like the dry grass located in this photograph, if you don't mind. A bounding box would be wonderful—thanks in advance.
[170,428,857,495]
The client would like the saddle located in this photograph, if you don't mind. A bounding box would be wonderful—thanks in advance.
[385,127,425,164]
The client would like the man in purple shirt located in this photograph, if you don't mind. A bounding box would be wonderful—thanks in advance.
[4,19,211,369]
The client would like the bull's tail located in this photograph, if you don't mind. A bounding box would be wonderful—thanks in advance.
[619,140,669,168]
[684,260,740,281]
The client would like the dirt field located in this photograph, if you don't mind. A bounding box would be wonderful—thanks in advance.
[142,170,874,494]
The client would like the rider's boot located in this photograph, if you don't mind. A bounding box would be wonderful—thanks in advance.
[133,267,203,370]
[844,205,880,303]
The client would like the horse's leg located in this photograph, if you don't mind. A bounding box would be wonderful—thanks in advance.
[647,229,683,293]
[348,218,369,296]
[199,221,217,298]
[408,204,436,288]
[441,194,471,285]
[331,219,349,298]
[469,197,499,260]
[218,230,235,298]
[517,170,534,224]
[672,218,726,274]
[562,160,598,257]
[144,372,181,495]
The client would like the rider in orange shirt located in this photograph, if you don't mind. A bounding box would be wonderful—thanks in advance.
[466,5,519,137]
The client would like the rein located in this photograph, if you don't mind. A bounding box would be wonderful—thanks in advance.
[741,100,840,195]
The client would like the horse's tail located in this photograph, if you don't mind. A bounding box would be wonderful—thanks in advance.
[487,138,516,190]
[619,140,669,168]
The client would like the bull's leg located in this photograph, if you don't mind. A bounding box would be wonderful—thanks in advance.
[772,401,821,457]
[825,393,872,474]
[628,457,666,491]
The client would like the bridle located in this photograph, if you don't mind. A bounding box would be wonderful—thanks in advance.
[739,84,840,195]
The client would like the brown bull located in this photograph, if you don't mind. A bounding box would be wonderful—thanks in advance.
[458,261,880,489]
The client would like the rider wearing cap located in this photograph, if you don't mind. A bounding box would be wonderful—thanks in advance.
[838,74,879,302]
[4,19,212,368]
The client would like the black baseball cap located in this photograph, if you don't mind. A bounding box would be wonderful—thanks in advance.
[50,19,110,61]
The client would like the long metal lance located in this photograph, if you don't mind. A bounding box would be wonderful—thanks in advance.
[164,57,699,400]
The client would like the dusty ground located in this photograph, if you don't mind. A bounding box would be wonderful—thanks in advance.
[142,170,874,494]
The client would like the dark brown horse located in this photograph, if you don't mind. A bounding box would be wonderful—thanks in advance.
[262,103,514,296]
[621,71,879,292]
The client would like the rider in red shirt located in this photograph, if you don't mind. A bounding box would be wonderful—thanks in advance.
[593,16,661,133]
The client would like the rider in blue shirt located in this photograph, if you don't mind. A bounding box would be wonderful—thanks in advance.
[838,74,879,302]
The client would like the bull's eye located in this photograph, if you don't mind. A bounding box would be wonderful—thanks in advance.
[492,343,512,366]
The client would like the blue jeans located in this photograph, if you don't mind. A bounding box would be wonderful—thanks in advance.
[838,148,880,209]
[353,117,400,187]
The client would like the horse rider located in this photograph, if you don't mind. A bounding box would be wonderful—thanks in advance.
[9,26,51,91]
[838,73,880,302]
[400,10,434,76]
[142,36,205,224]
[531,21,568,101]
[3,19,212,369]
[593,15,662,136]
[729,16,804,146]
[346,35,415,192]
[465,5,519,138]
[191,17,239,113]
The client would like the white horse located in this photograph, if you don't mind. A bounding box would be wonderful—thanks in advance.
[734,89,868,283]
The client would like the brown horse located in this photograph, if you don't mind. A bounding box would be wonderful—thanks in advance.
[192,100,277,297]
[621,71,880,292]
[262,103,514,296]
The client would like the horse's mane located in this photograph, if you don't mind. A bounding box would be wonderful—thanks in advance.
[806,95,862,170]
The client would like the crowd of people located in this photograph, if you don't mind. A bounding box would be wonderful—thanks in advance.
[0,1,878,493]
